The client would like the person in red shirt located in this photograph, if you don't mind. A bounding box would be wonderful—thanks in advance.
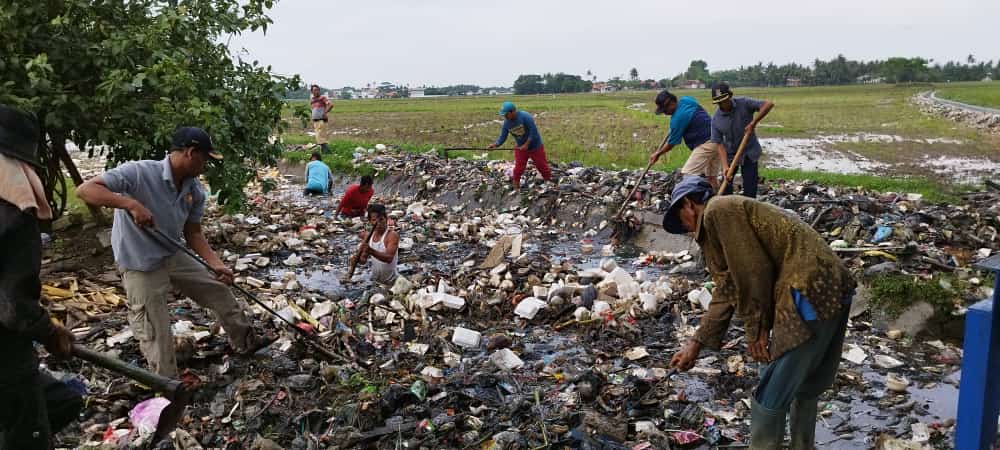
[337,175,374,218]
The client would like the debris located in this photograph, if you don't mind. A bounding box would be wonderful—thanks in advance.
[886,373,910,392]
[842,344,868,364]
[513,297,547,320]
[874,354,905,369]
[128,397,171,438]
[451,327,481,349]
[490,348,524,371]
[624,346,649,361]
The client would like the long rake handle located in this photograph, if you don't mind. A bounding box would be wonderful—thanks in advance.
[145,228,351,363]
[616,132,671,218]
[719,131,752,195]
[616,163,653,218]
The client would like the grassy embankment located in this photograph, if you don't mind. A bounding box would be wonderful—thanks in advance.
[936,81,1000,109]
[281,83,998,202]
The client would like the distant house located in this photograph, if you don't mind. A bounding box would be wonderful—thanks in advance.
[680,80,705,89]
[785,77,802,87]
[856,74,884,85]
[411,88,425,98]
[983,75,993,82]
[591,82,616,93]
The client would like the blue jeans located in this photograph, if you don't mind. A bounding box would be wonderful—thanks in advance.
[724,157,759,198]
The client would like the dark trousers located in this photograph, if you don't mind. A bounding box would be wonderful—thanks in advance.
[0,371,83,450]
[724,157,759,198]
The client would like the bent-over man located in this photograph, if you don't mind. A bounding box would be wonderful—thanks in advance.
[663,176,854,450]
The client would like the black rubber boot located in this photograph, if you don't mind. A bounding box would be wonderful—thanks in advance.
[750,397,787,449]
[789,396,819,450]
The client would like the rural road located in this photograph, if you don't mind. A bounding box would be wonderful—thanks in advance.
[926,90,1000,115]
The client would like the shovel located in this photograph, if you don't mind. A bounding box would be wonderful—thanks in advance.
[72,345,194,444]
[718,131,752,196]
[143,228,354,365]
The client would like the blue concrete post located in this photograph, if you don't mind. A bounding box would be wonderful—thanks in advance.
[955,254,1000,450]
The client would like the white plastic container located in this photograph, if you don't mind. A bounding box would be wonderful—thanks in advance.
[490,348,524,371]
[514,297,547,320]
[433,293,466,310]
[592,300,611,316]
[639,293,658,313]
[451,327,481,348]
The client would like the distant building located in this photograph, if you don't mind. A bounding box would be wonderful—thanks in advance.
[680,80,705,89]
[785,77,802,87]
[983,75,993,82]
[856,74,884,85]
[591,82,616,93]
[411,88,425,98]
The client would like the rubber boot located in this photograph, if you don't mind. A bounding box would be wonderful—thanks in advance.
[320,143,330,154]
[788,397,819,450]
[750,398,787,450]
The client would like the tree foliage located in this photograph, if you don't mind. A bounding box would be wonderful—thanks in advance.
[513,73,592,95]
[681,54,996,88]
[0,0,300,212]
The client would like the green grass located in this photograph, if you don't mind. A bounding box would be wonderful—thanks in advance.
[936,81,1000,109]
[761,169,957,203]
[867,272,994,319]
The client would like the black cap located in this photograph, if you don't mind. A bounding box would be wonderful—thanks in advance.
[711,82,733,104]
[654,90,677,115]
[662,175,714,234]
[0,104,42,168]
[171,127,222,160]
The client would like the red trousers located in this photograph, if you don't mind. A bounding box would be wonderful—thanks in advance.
[513,145,552,183]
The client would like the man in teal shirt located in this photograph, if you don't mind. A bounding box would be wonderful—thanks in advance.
[648,90,725,192]
[304,152,333,195]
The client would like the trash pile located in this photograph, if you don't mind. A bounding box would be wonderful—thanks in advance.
[39,146,998,449]
[913,92,1000,134]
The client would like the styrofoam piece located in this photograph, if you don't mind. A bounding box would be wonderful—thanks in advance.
[452,327,482,348]
[514,297,547,320]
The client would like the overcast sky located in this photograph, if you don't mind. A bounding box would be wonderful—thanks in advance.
[230,0,999,88]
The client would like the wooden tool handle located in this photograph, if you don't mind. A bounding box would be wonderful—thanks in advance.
[719,131,752,195]
[72,344,183,396]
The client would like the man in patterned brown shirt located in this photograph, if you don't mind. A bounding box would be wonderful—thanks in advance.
[663,176,855,450]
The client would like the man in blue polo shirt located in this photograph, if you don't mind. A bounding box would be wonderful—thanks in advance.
[710,82,774,198]
[648,90,725,192]
[77,127,266,377]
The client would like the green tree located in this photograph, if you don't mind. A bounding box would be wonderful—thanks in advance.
[513,75,544,95]
[685,60,710,82]
[880,57,929,83]
[629,67,639,81]
[0,0,300,215]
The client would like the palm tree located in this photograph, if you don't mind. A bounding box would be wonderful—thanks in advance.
[630,67,639,81]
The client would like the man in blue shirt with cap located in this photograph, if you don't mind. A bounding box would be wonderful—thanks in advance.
[648,90,726,192]
[488,101,552,190]
[710,82,774,198]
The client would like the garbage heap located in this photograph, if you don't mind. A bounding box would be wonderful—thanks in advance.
[42,147,998,449]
